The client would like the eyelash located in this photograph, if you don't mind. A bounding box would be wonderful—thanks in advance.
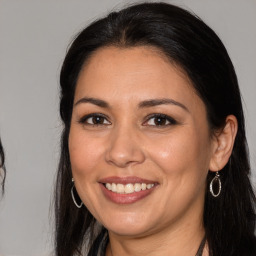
[78,113,111,126]
[143,113,177,127]
[78,113,177,127]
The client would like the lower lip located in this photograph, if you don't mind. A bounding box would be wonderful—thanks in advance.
[100,183,156,204]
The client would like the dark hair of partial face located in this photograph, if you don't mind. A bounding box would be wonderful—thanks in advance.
[55,2,256,256]
[0,137,6,194]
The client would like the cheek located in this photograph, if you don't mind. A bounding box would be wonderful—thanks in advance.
[68,129,103,177]
[147,127,211,177]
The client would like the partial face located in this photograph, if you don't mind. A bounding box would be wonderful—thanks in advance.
[69,46,215,237]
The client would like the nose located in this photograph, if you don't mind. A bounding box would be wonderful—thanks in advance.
[105,125,146,168]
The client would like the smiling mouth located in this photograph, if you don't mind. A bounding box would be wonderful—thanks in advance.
[104,182,156,194]
[99,176,158,204]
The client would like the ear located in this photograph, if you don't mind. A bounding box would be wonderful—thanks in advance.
[209,115,238,172]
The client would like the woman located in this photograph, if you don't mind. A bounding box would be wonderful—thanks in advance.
[0,137,6,194]
[55,2,256,256]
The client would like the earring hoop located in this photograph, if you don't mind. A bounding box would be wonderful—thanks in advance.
[71,179,83,208]
[210,171,221,197]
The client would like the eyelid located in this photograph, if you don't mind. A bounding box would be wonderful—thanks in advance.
[142,113,177,126]
[77,112,177,127]
[78,113,111,125]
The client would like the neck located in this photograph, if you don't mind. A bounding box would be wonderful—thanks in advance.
[106,217,207,256]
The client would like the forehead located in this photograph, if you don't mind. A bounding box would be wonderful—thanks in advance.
[75,46,201,108]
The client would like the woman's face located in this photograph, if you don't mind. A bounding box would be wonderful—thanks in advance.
[69,46,216,237]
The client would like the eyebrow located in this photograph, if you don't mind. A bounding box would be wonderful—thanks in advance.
[74,97,188,112]
[74,97,109,108]
[138,98,189,112]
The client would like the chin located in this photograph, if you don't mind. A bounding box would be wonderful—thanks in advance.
[107,225,150,237]
[101,215,155,237]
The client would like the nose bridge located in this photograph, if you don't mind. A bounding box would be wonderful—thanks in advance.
[106,121,145,167]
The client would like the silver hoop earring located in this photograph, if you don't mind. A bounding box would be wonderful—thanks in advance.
[71,178,83,208]
[210,172,221,197]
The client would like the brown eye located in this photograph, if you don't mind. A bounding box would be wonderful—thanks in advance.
[144,114,177,127]
[79,114,111,126]
[91,116,105,124]
[152,117,169,126]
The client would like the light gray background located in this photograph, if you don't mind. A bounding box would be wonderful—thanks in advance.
[0,0,255,255]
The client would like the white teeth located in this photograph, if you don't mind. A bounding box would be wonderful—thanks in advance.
[146,184,154,189]
[106,183,112,190]
[105,182,155,194]
[125,183,134,194]
[116,184,124,193]
[111,183,117,192]
[134,183,141,192]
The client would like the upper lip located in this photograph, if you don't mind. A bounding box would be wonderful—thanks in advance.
[98,176,158,185]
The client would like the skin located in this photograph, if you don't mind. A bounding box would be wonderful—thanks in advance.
[69,46,237,256]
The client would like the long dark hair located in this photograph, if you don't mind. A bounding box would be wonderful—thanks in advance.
[0,137,6,194]
[55,2,256,255]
